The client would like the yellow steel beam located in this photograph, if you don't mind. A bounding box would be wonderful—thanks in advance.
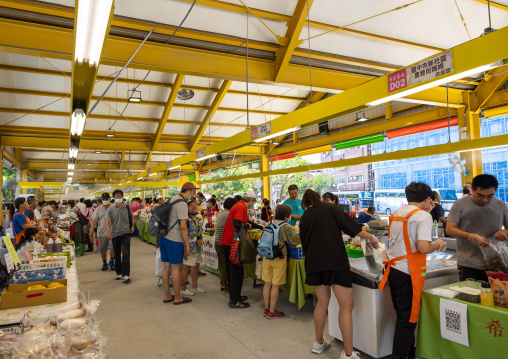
[18,182,65,188]
[189,80,232,152]
[197,133,508,185]
[274,0,314,82]
[0,107,252,129]
[459,90,482,180]
[181,0,444,54]
[484,105,508,118]
[145,151,152,171]
[484,88,508,108]
[270,107,458,156]
[153,74,184,151]
[472,0,508,11]
[471,64,508,114]
[161,26,507,168]
[299,91,327,108]
[0,0,401,73]
[0,18,373,92]
[0,64,302,102]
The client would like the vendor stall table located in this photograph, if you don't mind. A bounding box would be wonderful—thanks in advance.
[417,282,508,359]
[0,250,79,325]
[243,258,314,309]
[136,219,157,245]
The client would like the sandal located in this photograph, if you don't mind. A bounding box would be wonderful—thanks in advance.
[174,297,192,305]
[229,301,250,309]
[163,298,174,303]
[240,295,248,301]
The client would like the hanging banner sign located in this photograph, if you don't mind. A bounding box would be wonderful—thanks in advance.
[147,168,151,176]
[388,51,453,93]
[196,148,207,159]
[251,123,271,140]
[165,161,172,169]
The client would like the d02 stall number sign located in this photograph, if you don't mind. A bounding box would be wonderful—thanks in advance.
[388,51,453,93]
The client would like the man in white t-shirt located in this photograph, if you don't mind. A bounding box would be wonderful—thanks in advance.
[382,182,446,359]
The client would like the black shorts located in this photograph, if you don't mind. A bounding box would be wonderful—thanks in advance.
[305,270,352,288]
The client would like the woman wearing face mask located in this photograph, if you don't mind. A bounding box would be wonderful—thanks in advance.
[180,200,206,296]
[67,200,84,247]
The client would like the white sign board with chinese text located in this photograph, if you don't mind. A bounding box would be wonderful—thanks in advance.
[440,298,469,347]
[388,51,453,93]
[251,123,271,140]
[196,148,206,159]
[165,161,172,169]
[4,253,14,273]
[202,236,218,270]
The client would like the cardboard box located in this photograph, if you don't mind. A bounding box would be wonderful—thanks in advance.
[1,278,67,310]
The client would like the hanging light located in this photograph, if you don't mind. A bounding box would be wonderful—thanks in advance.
[75,0,114,67]
[68,163,75,170]
[70,109,86,136]
[106,128,115,138]
[355,113,368,123]
[127,89,142,103]
[253,127,301,143]
[68,171,73,176]
[95,150,102,154]
[177,89,194,100]
[69,147,79,159]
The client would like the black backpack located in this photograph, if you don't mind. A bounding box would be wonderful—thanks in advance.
[148,197,185,238]
[77,211,89,226]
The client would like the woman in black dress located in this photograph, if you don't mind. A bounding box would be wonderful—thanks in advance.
[300,189,379,359]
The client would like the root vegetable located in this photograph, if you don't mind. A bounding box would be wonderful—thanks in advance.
[57,308,86,321]
[57,300,83,314]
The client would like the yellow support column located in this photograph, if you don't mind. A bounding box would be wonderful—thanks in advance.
[0,145,3,221]
[21,169,28,195]
[261,155,270,202]
[194,171,200,183]
[458,90,483,183]
[162,189,167,197]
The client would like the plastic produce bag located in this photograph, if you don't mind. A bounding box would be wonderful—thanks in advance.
[361,239,386,275]
[480,238,508,273]
[255,255,263,280]
[155,248,163,277]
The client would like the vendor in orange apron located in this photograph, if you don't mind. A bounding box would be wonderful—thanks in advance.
[378,182,446,359]
[9,197,32,246]
[379,208,427,323]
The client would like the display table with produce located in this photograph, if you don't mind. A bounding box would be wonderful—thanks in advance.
[136,219,157,245]
[0,248,79,325]
[417,281,508,359]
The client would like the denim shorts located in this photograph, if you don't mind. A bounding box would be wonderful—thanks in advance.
[159,238,184,264]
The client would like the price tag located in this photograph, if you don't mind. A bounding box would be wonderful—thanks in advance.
[2,236,20,265]
[4,253,14,273]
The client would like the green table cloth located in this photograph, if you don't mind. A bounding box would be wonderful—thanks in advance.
[136,219,157,245]
[417,282,508,359]
[244,258,314,310]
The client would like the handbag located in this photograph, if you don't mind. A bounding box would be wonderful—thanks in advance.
[239,227,256,264]
[228,215,243,266]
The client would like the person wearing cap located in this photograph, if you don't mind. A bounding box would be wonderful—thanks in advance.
[221,190,263,309]
[160,182,197,305]
[154,195,165,207]
[90,193,115,272]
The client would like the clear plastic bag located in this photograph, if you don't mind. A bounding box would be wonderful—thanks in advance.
[480,238,507,273]
[361,239,387,275]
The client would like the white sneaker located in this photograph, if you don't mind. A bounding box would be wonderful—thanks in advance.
[339,351,361,359]
[180,289,195,296]
[311,340,331,354]
[190,287,206,293]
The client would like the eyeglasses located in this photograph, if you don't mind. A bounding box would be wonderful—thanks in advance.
[474,193,495,200]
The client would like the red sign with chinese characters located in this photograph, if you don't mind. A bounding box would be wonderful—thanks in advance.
[388,69,408,93]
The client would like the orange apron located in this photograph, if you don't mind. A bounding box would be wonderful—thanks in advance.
[12,212,31,246]
[379,208,427,323]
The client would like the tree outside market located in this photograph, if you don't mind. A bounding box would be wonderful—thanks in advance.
[201,157,334,202]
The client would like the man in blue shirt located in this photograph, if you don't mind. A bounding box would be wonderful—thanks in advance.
[282,185,305,226]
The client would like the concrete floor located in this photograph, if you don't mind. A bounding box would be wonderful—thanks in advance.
[77,237,380,359]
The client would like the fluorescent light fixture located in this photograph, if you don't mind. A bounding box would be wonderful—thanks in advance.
[70,109,86,136]
[95,150,102,154]
[69,147,79,159]
[75,0,114,67]
[106,128,115,137]
[68,163,75,170]
[68,172,73,176]
[67,176,73,182]
[272,142,280,145]
[196,154,217,162]
[253,127,301,143]
[169,166,180,170]
[149,172,159,177]
[368,64,496,106]
[127,89,142,103]
[355,113,368,123]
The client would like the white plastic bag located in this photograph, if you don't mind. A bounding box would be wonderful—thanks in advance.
[255,255,263,280]
[361,239,387,275]
[155,248,163,277]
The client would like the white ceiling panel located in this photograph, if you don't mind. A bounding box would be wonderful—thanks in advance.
[0,70,14,87]
[167,107,207,123]
[84,118,158,134]
[160,123,199,136]
[23,151,67,160]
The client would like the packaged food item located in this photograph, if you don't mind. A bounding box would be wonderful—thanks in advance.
[486,271,508,308]
[479,238,508,273]
[361,239,386,275]
[449,286,481,303]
